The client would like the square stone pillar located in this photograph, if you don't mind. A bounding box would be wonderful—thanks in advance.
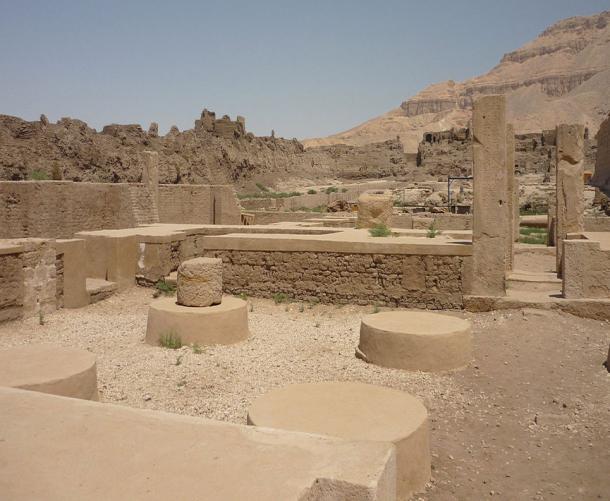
[471,95,509,296]
[506,124,515,270]
[555,124,585,276]
[142,150,159,204]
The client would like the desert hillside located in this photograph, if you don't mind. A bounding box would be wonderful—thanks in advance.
[304,11,610,152]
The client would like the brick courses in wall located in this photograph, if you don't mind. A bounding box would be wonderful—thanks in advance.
[204,250,468,309]
[0,181,241,238]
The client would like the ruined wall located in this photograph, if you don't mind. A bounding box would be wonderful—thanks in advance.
[0,181,241,239]
[0,181,135,239]
[0,111,415,189]
[417,128,596,178]
[204,250,469,309]
[158,185,214,224]
[0,239,57,322]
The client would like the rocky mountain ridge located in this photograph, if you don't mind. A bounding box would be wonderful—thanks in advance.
[304,11,610,152]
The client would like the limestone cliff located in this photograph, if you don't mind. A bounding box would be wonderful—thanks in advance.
[304,11,610,152]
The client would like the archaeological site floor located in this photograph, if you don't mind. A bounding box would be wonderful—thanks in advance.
[0,283,607,500]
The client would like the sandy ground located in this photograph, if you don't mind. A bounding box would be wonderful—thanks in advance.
[0,288,608,500]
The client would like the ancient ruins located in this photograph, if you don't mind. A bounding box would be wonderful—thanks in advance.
[1,7,609,501]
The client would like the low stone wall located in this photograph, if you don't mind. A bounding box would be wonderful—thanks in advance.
[248,211,328,225]
[563,234,610,299]
[584,216,610,232]
[0,181,241,239]
[204,250,469,309]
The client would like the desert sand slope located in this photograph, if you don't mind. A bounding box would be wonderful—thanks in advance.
[304,11,610,152]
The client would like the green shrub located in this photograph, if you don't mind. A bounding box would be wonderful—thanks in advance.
[325,186,339,194]
[30,170,49,180]
[307,189,317,195]
[155,279,176,296]
[341,188,348,193]
[368,224,392,237]
[255,182,269,192]
[272,292,289,304]
[427,221,441,238]
[159,331,182,349]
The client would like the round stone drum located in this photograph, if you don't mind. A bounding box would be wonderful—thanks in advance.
[0,344,98,400]
[357,311,472,372]
[145,295,249,347]
[247,381,431,500]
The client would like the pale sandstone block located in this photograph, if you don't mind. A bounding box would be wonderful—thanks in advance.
[177,257,222,307]
[555,124,585,276]
[357,191,393,229]
[471,95,509,296]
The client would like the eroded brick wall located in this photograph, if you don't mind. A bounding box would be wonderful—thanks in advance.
[204,250,468,309]
[0,181,135,238]
[0,252,24,322]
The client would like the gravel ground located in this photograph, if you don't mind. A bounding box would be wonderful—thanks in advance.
[0,287,608,500]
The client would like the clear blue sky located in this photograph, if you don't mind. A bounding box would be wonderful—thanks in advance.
[1,0,608,139]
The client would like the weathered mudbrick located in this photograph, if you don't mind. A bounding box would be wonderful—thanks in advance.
[204,250,468,309]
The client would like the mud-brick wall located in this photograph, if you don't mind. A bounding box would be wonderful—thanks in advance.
[0,181,135,238]
[204,250,469,309]
[0,252,24,322]
[157,184,241,225]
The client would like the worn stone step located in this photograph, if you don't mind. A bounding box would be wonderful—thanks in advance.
[506,270,561,292]
[86,278,118,304]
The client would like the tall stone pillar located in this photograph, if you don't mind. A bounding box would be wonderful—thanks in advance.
[506,124,516,270]
[555,124,585,276]
[471,95,509,296]
[142,150,159,200]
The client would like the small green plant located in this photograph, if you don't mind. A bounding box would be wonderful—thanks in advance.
[255,182,270,192]
[155,279,176,296]
[237,292,248,301]
[31,170,49,181]
[191,343,203,354]
[307,189,317,195]
[341,188,348,193]
[273,292,289,304]
[368,224,392,237]
[159,331,182,349]
[38,310,45,326]
[325,186,339,194]
[427,221,441,239]
[174,355,183,366]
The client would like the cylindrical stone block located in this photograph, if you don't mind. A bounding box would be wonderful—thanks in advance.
[357,311,472,372]
[146,295,249,346]
[356,191,393,229]
[177,257,222,307]
[247,381,431,500]
[0,344,98,400]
